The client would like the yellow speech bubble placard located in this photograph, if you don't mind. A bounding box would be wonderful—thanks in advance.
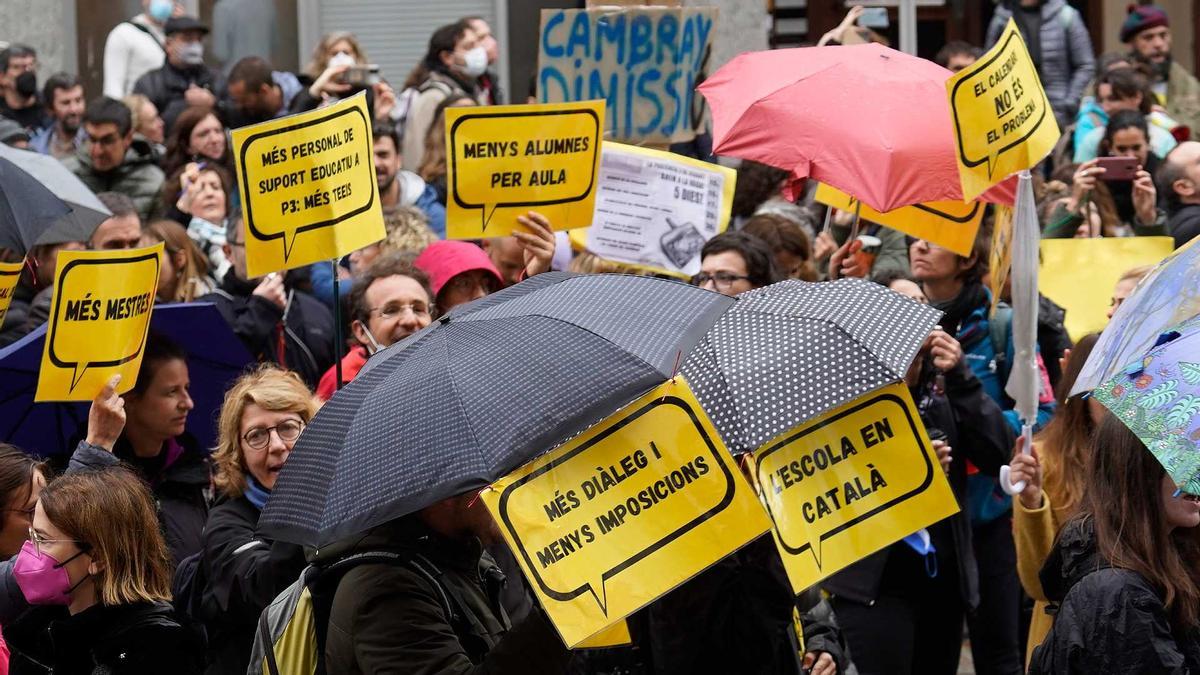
[813,183,983,257]
[231,92,385,277]
[483,377,769,647]
[947,19,1060,202]
[445,101,604,239]
[1039,237,1174,342]
[35,245,162,402]
[0,260,21,328]
[750,382,959,594]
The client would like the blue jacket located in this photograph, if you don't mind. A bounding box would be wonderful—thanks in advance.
[957,293,1055,523]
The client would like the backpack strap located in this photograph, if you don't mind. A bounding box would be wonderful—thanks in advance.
[126,20,166,50]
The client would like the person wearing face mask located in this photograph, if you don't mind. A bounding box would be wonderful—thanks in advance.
[0,44,50,132]
[133,16,222,135]
[401,20,489,171]
[3,467,205,674]
[464,16,504,105]
[103,0,180,99]
[198,367,312,674]
[316,253,436,399]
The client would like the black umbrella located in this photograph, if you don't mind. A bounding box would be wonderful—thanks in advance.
[261,272,734,547]
[0,144,111,247]
[0,156,72,254]
[681,278,943,453]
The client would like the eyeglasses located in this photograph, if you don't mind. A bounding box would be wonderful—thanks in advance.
[692,272,751,290]
[27,526,88,557]
[242,419,305,450]
[369,301,431,320]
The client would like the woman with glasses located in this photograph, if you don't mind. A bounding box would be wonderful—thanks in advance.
[201,366,316,674]
[692,231,781,296]
[6,468,204,673]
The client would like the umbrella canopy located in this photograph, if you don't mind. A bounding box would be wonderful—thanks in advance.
[0,303,253,457]
[698,43,1014,213]
[1093,316,1200,494]
[0,144,110,247]
[681,278,942,453]
[260,272,735,548]
[0,156,72,254]
[1005,172,1041,428]
[1072,237,1200,396]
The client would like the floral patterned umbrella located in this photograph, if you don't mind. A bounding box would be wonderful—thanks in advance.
[1094,315,1200,494]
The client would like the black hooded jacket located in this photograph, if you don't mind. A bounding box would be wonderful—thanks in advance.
[1029,518,1200,674]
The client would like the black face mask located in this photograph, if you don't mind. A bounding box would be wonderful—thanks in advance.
[14,71,36,98]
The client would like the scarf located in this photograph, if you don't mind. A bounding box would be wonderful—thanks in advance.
[244,474,271,510]
[931,281,988,338]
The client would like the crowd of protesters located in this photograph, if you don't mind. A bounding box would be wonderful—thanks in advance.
[0,1,1197,673]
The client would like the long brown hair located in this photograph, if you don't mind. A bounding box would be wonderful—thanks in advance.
[142,220,210,302]
[39,468,172,605]
[1037,333,1100,518]
[1080,416,1200,629]
[418,93,473,184]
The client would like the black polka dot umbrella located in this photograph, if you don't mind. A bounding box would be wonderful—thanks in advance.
[681,278,943,453]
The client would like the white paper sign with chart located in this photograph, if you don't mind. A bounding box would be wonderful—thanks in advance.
[575,143,735,277]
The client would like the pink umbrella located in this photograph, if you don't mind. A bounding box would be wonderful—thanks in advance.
[699,43,1013,212]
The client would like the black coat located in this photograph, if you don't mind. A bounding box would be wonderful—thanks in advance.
[200,270,335,389]
[1167,203,1200,249]
[132,61,222,134]
[199,493,307,675]
[1029,518,1200,674]
[112,433,211,568]
[7,601,204,675]
[823,360,1013,609]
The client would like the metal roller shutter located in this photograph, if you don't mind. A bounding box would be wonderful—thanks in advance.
[315,0,506,93]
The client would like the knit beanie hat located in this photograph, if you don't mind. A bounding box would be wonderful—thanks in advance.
[1120,4,1170,43]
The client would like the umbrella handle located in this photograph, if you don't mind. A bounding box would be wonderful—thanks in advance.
[999,425,1034,496]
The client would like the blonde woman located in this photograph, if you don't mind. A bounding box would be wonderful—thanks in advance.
[7,468,203,671]
[141,220,214,302]
[200,366,316,674]
[304,31,368,81]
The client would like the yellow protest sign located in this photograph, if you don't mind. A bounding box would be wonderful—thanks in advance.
[749,382,958,594]
[946,19,1060,202]
[813,183,983,257]
[0,260,21,327]
[1039,237,1174,341]
[445,101,604,239]
[231,92,384,277]
[483,377,769,647]
[35,245,162,402]
[576,620,632,649]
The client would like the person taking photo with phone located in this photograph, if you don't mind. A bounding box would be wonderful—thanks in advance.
[1067,110,1164,236]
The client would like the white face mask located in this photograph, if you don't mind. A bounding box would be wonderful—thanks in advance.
[459,47,488,78]
[177,41,204,66]
[328,51,356,69]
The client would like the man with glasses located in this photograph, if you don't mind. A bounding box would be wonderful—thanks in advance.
[63,96,164,222]
[199,211,335,388]
[692,231,780,296]
[316,253,436,399]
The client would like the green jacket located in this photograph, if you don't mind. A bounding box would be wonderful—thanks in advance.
[320,519,572,675]
[62,138,164,223]
[1166,60,1200,138]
